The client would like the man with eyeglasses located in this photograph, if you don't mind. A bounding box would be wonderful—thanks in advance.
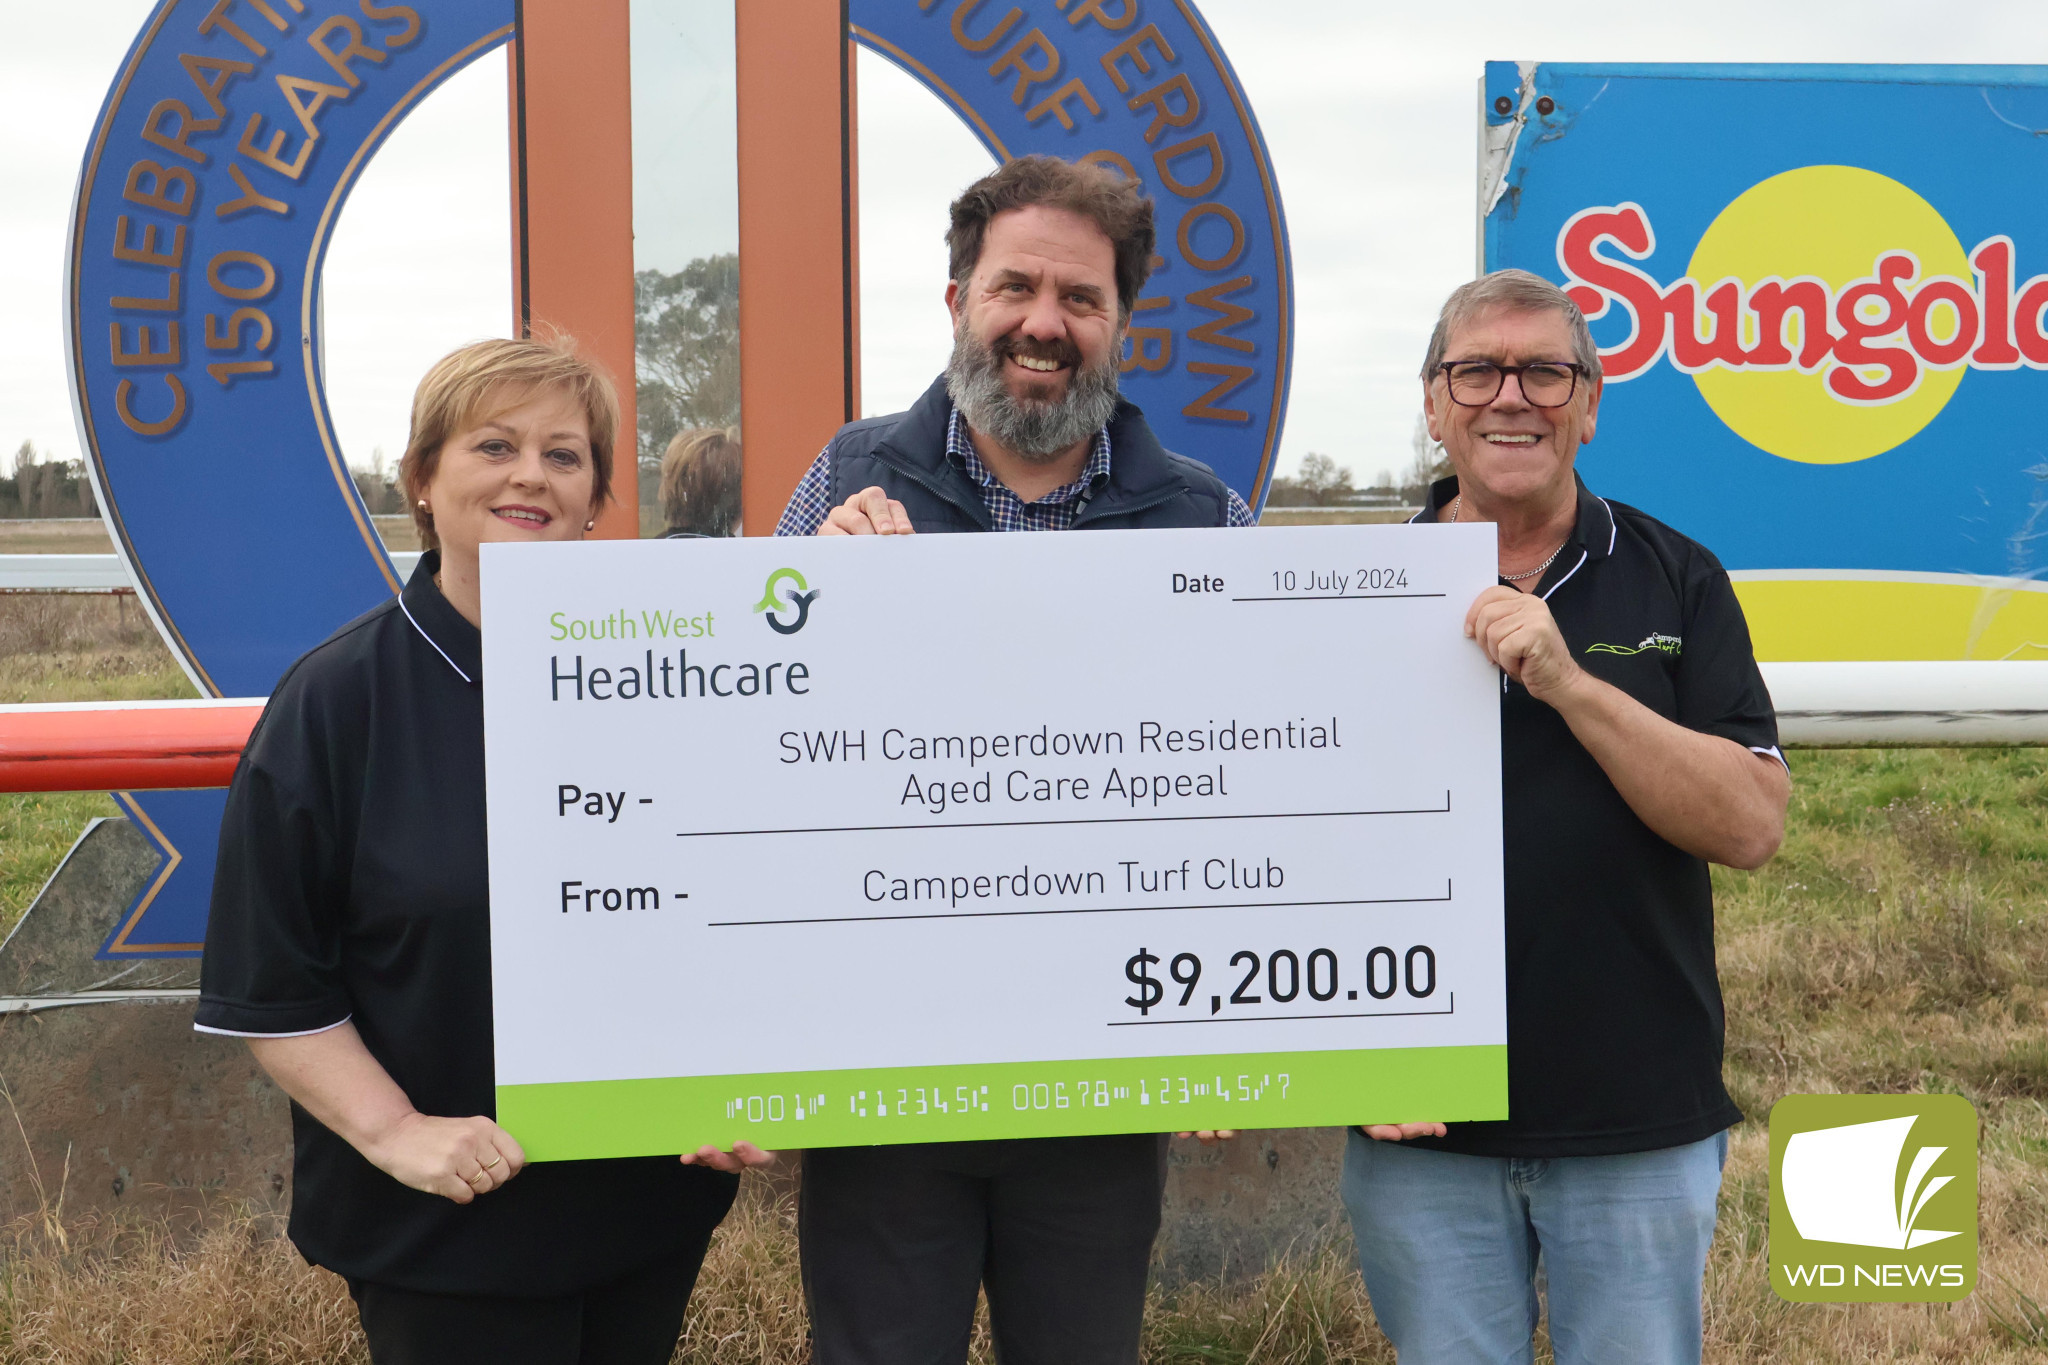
[1339,268,1790,1364]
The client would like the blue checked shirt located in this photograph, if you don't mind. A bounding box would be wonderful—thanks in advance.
[775,406,1256,536]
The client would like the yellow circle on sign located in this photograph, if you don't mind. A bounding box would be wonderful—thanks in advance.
[1687,165,1970,465]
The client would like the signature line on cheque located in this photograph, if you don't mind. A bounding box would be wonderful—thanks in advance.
[1228,593,1448,602]
[675,795,1453,840]
[1107,995,1457,1026]
[706,884,1454,928]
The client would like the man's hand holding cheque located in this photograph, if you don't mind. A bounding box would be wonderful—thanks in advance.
[1466,583,1788,870]
[818,486,914,537]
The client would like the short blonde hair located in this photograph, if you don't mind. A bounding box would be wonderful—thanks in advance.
[657,427,742,535]
[398,335,619,551]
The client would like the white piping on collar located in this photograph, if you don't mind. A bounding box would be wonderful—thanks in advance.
[399,595,473,684]
[1751,744,1789,772]
[1420,491,1602,599]
[1541,548,1589,601]
[195,1013,351,1039]
[1416,493,1606,562]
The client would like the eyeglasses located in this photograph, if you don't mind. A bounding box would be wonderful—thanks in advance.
[1437,361,1584,408]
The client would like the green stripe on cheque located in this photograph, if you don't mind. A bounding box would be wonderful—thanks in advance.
[498,1045,1507,1159]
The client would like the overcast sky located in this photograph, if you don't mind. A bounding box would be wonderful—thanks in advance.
[7,2,2047,493]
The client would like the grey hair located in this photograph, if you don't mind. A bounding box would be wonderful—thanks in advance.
[1419,268,1602,383]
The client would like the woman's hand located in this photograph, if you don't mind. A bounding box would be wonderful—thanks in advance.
[1175,1130,1239,1144]
[680,1141,778,1174]
[1361,1122,1448,1141]
[246,1024,527,1206]
[360,1112,527,1204]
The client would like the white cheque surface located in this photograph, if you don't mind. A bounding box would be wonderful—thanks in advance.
[482,524,1506,1158]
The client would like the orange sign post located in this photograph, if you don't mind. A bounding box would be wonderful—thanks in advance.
[509,0,641,539]
[512,0,858,538]
[736,0,861,534]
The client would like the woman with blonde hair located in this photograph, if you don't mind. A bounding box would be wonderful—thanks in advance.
[198,336,768,1364]
[658,425,742,538]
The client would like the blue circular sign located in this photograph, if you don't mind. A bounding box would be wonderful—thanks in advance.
[68,0,1291,954]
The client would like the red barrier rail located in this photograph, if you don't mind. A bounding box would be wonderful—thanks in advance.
[0,700,263,793]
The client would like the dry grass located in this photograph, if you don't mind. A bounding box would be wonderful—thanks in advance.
[682,1187,1392,1365]
[0,1123,2036,1364]
[0,1205,366,1363]
[369,515,418,552]
[0,518,417,556]
[1704,748,2048,1363]
[0,524,110,557]
[1254,508,1414,526]
[1137,1246,1394,1364]
[0,1181,1390,1365]
[0,596,196,705]
[671,1181,809,1364]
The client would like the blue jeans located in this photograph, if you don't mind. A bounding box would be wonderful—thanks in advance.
[1339,1128,1727,1365]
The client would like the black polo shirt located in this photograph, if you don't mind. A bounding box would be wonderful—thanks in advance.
[1409,475,1781,1157]
[197,551,736,1296]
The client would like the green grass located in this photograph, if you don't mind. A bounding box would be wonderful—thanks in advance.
[0,792,120,944]
[0,593,191,938]
[1702,748,2048,1361]
[0,649,197,705]
[0,595,199,705]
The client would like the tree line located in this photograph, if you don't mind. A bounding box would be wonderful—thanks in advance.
[0,442,96,519]
[337,251,1467,520]
[635,254,739,511]
[1265,420,1452,508]
[341,253,742,522]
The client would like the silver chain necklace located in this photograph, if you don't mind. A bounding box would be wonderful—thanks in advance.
[1448,494,1569,583]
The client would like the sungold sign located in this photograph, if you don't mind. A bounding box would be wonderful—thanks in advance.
[1486,62,2048,664]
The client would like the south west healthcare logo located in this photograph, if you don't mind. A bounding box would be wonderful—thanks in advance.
[754,568,819,636]
[1769,1094,1977,1302]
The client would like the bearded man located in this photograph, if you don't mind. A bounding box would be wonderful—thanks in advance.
[775,155,1249,1365]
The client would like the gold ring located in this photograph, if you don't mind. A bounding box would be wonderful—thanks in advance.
[466,1168,489,1185]
[481,1156,502,1170]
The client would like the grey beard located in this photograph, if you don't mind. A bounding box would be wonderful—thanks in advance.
[945,328,1121,463]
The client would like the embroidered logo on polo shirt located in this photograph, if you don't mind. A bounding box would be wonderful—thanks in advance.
[1585,633,1682,657]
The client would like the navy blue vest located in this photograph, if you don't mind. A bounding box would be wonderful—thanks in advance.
[824,375,1235,532]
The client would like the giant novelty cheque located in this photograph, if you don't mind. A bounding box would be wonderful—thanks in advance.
[482,524,1508,1159]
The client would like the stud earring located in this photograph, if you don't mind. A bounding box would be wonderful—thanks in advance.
[584,519,596,531]
[417,500,429,512]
